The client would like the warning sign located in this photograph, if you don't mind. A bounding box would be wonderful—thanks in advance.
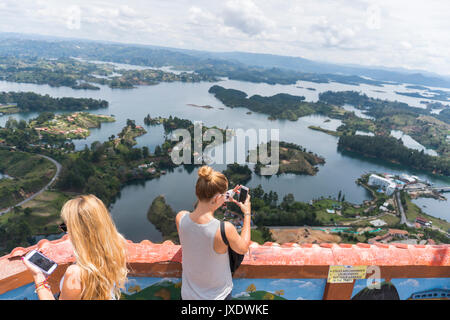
[327,265,367,283]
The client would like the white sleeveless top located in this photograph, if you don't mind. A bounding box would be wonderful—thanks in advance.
[179,213,233,300]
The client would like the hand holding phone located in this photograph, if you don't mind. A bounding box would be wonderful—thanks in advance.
[23,250,58,276]
[229,185,251,216]
[238,186,249,203]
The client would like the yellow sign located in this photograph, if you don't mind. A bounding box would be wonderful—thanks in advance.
[327,265,367,283]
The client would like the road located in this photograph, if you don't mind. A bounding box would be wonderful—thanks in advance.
[395,191,415,228]
[0,154,62,216]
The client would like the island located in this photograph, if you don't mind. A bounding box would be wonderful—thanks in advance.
[0,91,108,113]
[208,85,340,121]
[250,141,325,176]
[29,112,115,140]
[147,195,179,243]
[222,163,252,185]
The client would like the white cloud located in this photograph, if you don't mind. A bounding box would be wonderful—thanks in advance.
[399,279,419,287]
[222,0,275,36]
[233,291,250,298]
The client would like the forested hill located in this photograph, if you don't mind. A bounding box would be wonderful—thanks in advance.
[338,135,450,176]
[0,91,108,113]
[208,85,333,121]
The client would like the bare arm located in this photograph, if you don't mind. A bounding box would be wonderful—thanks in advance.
[225,194,252,255]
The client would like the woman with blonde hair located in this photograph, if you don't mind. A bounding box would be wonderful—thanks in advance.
[22,195,128,300]
[176,165,252,300]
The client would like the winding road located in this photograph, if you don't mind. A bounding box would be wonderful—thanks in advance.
[0,154,62,216]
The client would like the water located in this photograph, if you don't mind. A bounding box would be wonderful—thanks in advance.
[342,104,374,119]
[390,130,438,156]
[0,173,12,180]
[0,75,449,243]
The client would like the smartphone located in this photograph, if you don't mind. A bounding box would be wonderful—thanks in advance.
[24,250,58,275]
[238,186,249,203]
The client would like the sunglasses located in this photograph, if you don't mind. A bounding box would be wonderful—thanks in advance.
[59,222,68,233]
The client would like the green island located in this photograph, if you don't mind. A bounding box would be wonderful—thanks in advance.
[116,119,147,146]
[143,114,233,158]
[251,141,325,176]
[338,135,450,176]
[308,125,342,136]
[0,91,108,114]
[28,112,115,140]
[147,195,179,243]
[208,85,341,121]
[222,163,253,185]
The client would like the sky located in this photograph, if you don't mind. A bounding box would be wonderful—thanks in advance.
[0,0,449,75]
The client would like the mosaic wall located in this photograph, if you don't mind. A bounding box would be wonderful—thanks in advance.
[0,277,327,300]
[2,277,448,300]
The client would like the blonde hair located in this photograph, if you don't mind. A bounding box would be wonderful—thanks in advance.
[195,166,228,201]
[61,195,128,300]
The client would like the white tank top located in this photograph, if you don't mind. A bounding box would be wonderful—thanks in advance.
[179,213,233,300]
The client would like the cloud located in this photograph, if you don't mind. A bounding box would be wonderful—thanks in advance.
[401,41,412,49]
[233,291,250,298]
[188,6,216,26]
[399,279,419,287]
[221,0,275,36]
[309,17,358,48]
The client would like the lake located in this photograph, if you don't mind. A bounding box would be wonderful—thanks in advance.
[0,74,449,243]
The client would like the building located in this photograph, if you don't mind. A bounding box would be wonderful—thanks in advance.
[370,219,387,227]
[368,174,397,196]
[400,174,417,184]
[416,217,431,227]
[387,229,409,239]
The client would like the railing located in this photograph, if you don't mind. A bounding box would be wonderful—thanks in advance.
[1,235,449,300]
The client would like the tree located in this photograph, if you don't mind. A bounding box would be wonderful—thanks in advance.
[246,284,256,293]
[142,146,150,158]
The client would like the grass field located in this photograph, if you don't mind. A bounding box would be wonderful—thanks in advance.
[0,150,56,209]
[0,104,20,114]
[0,191,71,234]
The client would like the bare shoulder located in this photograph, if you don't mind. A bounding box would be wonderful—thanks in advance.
[60,264,82,299]
[224,221,238,236]
[176,210,189,224]
[65,264,81,280]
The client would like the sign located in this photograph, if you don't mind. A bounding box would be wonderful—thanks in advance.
[327,265,367,283]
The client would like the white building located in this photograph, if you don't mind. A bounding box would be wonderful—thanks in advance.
[400,174,417,184]
[368,174,397,195]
